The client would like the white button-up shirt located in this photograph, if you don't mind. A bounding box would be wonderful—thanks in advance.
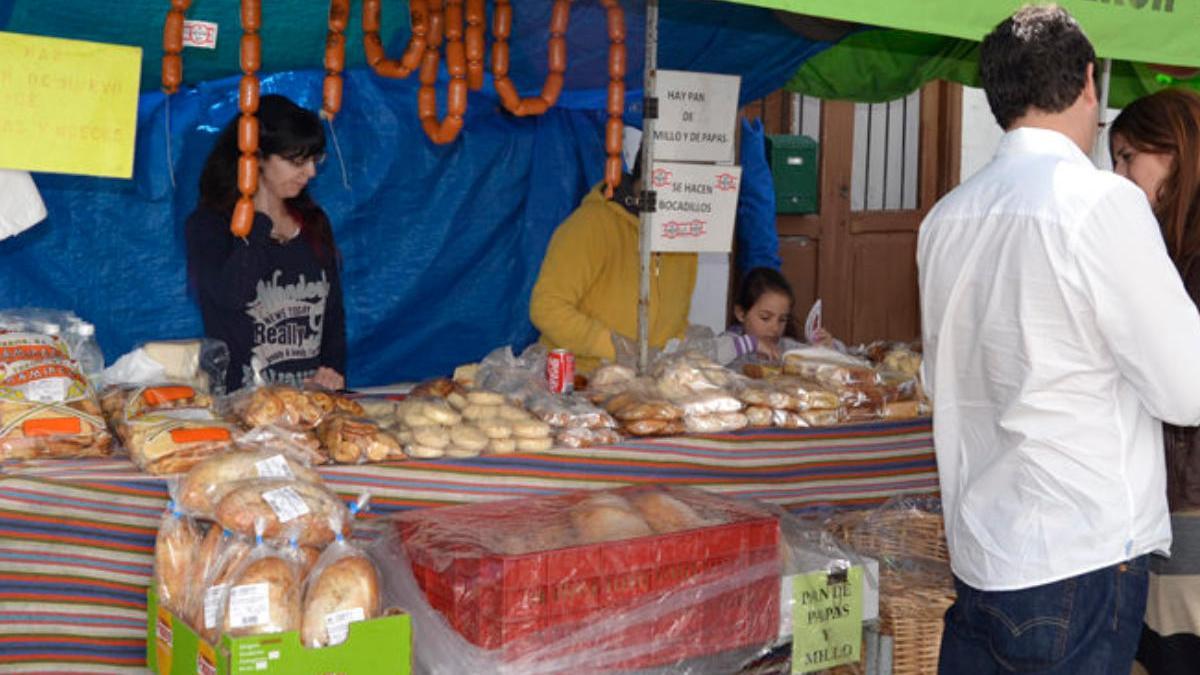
[918,127,1200,591]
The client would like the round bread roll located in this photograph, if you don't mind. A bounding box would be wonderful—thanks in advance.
[405,444,445,459]
[214,480,349,548]
[393,428,413,445]
[446,392,469,411]
[570,495,654,543]
[497,405,532,422]
[412,426,450,450]
[477,420,512,439]
[630,492,708,533]
[423,403,462,426]
[512,419,551,439]
[223,556,301,637]
[445,445,483,458]
[516,436,553,453]
[467,391,506,406]
[402,407,435,428]
[488,438,516,454]
[449,425,488,452]
[179,451,321,518]
[462,404,499,421]
[300,554,380,648]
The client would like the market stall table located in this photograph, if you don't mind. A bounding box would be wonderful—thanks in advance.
[0,418,935,672]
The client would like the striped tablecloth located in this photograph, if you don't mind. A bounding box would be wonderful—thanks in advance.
[0,419,936,673]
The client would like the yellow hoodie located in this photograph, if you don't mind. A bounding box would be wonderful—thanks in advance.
[530,183,698,372]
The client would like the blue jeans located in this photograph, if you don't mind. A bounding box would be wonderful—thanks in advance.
[938,555,1150,674]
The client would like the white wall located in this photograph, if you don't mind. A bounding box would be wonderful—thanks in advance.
[960,85,1121,181]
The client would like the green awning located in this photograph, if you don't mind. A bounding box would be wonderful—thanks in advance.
[725,0,1200,69]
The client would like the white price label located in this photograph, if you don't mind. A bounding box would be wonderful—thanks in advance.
[203,583,229,629]
[261,486,310,523]
[324,607,366,646]
[228,582,270,629]
[254,454,294,480]
[26,377,69,403]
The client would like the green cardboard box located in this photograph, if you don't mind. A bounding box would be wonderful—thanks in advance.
[146,586,412,675]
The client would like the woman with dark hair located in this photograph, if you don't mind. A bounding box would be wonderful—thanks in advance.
[186,94,346,393]
[1110,88,1200,675]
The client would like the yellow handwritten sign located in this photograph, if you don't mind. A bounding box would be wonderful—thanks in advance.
[792,567,863,673]
[0,31,141,178]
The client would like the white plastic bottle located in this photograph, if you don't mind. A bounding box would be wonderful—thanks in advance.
[72,322,105,384]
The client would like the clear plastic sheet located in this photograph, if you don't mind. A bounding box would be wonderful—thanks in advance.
[99,339,229,395]
[366,486,879,674]
[236,424,327,466]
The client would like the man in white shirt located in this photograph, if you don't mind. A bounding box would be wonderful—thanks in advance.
[918,6,1200,673]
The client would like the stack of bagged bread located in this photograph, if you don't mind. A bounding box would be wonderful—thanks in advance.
[0,330,113,460]
[734,377,843,428]
[587,354,749,436]
[101,384,238,474]
[233,385,409,465]
[153,449,381,649]
[782,346,925,422]
[387,380,553,458]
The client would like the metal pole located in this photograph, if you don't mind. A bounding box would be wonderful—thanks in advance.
[637,0,659,373]
[1092,57,1113,166]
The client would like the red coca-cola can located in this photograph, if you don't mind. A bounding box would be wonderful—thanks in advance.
[546,348,575,394]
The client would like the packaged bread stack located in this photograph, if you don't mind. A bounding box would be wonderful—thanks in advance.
[233,385,406,465]
[153,449,381,649]
[390,384,553,458]
[652,353,749,434]
[593,377,687,437]
[785,345,927,422]
[101,384,238,474]
[734,376,844,428]
[0,330,113,460]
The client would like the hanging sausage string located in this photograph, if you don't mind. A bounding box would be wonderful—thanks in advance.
[163,0,629,234]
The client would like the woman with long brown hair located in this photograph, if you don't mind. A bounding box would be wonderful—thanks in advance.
[1111,87,1200,674]
[186,95,346,393]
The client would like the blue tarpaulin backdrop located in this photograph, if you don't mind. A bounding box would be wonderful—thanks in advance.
[0,1,825,385]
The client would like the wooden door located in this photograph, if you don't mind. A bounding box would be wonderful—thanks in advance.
[740,82,962,344]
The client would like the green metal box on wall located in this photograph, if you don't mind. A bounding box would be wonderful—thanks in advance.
[765,134,819,214]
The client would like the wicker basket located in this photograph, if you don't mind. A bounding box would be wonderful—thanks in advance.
[823,507,955,675]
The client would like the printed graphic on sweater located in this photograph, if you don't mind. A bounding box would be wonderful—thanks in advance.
[245,270,329,369]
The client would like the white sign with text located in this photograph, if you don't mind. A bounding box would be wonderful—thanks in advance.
[651,70,741,164]
[649,162,742,253]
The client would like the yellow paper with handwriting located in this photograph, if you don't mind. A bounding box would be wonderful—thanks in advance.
[0,31,141,178]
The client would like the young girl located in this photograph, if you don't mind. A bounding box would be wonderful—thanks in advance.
[717,267,802,366]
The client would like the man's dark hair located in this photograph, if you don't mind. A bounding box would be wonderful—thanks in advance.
[979,5,1096,129]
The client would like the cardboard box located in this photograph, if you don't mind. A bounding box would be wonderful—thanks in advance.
[146,586,412,675]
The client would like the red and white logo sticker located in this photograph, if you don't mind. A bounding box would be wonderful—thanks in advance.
[661,220,707,239]
[182,20,218,49]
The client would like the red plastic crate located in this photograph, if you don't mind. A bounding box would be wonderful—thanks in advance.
[395,485,781,669]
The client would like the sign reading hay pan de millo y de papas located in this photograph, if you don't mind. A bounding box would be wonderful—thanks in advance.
[651,70,741,164]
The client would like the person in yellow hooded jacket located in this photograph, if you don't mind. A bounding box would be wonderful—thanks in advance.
[529,162,697,373]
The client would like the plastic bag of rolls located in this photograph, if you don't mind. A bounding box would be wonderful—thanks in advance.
[152,455,382,648]
[0,351,113,460]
